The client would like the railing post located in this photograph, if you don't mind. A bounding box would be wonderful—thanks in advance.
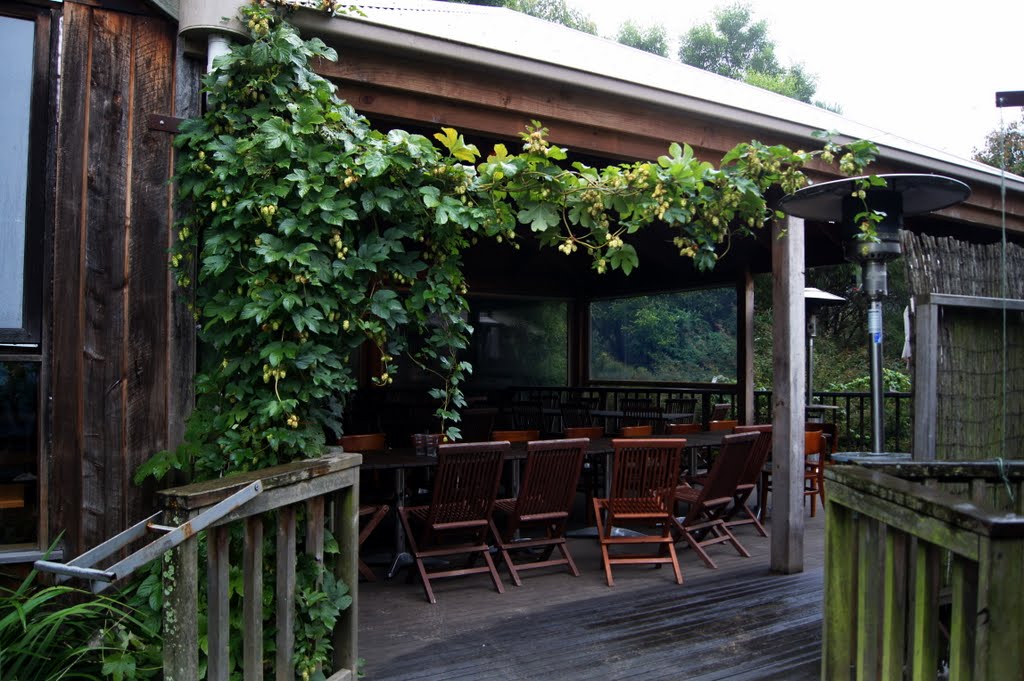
[162,516,199,681]
[973,536,1024,681]
[208,525,230,680]
[823,499,857,680]
[332,472,359,675]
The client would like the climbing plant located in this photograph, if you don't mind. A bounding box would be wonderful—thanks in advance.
[129,1,882,675]
[142,1,877,483]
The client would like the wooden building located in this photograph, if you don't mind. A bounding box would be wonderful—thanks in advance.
[2,0,1022,570]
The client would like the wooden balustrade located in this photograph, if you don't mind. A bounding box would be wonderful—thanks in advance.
[157,449,361,681]
[823,461,1024,681]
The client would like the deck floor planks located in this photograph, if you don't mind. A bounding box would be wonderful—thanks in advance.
[359,511,826,680]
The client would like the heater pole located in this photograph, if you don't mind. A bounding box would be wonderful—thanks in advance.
[867,300,885,452]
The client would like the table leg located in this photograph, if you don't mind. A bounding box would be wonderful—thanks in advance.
[386,468,412,578]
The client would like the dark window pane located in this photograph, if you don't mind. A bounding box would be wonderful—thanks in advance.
[0,361,39,546]
[467,299,567,389]
[590,289,737,382]
[0,16,34,332]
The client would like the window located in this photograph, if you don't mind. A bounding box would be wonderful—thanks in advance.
[590,289,737,383]
[0,13,42,346]
[1,7,50,554]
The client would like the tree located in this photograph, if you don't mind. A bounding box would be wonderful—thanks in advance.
[439,0,597,34]
[973,111,1024,176]
[615,19,669,57]
[678,2,818,105]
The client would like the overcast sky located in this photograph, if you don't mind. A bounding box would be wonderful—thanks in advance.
[565,0,1024,162]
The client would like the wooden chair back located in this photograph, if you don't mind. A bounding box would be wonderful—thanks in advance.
[665,397,698,423]
[709,402,733,421]
[338,432,387,452]
[513,438,587,520]
[621,404,664,433]
[560,401,596,429]
[609,438,682,512]
[665,423,701,435]
[691,431,758,510]
[733,424,773,487]
[619,424,654,437]
[425,442,508,531]
[709,419,738,432]
[491,429,540,443]
[511,400,545,432]
[564,425,603,440]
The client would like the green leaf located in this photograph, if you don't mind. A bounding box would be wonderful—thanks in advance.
[516,202,561,232]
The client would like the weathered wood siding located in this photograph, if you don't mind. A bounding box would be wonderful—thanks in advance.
[51,1,194,555]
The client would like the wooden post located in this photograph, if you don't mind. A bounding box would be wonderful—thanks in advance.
[973,536,1024,681]
[912,299,939,460]
[823,500,857,680]
[770,214,806,573]
[332,476,360,676]
[737,269,755,425]
[162,519,199,681]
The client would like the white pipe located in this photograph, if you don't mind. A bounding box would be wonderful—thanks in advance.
[207,34,232,74]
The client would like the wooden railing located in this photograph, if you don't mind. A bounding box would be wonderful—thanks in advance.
[823,461,1024,681]
[157,450,361,681]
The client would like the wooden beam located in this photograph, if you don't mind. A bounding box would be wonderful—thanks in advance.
[912,300,939,461]
[737,269,755,424]
[771,214,806,573]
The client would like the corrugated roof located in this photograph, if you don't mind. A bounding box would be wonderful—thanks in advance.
[330,0,1020,185]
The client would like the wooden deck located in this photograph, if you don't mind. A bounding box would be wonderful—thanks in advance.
[359,511,826,680]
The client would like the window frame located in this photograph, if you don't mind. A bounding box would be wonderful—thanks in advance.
[0,6,50,348]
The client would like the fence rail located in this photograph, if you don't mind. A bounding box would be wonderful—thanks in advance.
[157,450,361,681]
[823,461,1024,681]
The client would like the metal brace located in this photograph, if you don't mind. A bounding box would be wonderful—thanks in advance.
[34,480,262,593]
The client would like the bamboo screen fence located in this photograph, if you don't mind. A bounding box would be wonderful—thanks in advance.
[901,232,1024,459]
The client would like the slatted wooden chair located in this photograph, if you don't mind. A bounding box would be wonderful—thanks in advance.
[708,419,738,432]
[804,429,825,517]
[565,425,605,523]
[619,424,654,437]
[665,423,701,435]
[665,397,698,424]
[560,400,597,429]
[723,424,773,536]
[672,431,758,569]
[756,423,829,521]
[593,438,684,587]
[490,429,540,443]
[621,404,665,434]
[398,441,508,604]
[709,402,733,422]
[490,438,587,586]
[511,400,546,433]
[339,433,391,581]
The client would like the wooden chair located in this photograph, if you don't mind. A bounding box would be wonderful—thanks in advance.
[564,426,605,523]
[665,423,701,435]
[665,397,698,424]
[709,402,733,421]
[490,438,587,586]
[621,404,664,435]
[672,431,759,569]
[756,423,826,521]
[708,419,738,432]
[560,401,597,429]
[491,429,540,443]
[724,425,773,536]
[564,425,603,439]
[593,438,684,587]
[511,400,546,433]
[398,441,509,604]
[619,424,654,437]
[339,433,391,581]
[804,429,825,517]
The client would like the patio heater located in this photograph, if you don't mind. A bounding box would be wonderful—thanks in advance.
[779,174,970,452]
[804,287,845,406]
